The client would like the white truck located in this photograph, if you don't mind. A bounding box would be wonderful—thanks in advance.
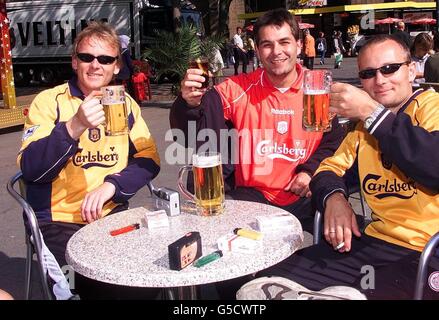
[6,0,202,85]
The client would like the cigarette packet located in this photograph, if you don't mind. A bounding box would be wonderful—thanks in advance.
[145,209,169,229]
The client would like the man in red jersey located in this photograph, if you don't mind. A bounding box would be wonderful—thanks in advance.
[170,8,344,233]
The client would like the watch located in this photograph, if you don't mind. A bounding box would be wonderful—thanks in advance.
[364,104,385,130]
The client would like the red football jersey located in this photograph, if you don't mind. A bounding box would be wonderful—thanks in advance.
[215,64,323,206]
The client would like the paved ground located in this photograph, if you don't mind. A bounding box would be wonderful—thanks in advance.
[0,57,368,299]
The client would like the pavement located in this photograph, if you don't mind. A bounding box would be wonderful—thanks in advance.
[0,56,367,299]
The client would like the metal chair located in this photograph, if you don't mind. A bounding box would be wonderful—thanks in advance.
[6,171,52,300]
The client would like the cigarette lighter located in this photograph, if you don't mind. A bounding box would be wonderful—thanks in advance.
[193,250,223,268]
[110,223,140,236]
[234,228,263,240]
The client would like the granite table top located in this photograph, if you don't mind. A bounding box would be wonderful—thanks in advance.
[65,200,303,288]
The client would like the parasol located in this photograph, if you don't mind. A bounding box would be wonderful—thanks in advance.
[375,17,403,34]
[299,22,315,30]
[408,18,436,25]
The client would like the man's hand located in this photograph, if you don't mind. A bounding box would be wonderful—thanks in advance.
[284,172,312,198]
[323,192,361,253]
[81,182,116,224]
[181,68,208,107]
[329,82,379,120]
[66,90,105,140]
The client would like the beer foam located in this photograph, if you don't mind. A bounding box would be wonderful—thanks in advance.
[303,89,328,95]
[193,155,220,168]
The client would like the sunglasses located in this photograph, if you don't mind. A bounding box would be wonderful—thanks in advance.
[76,53,118,65]
[358,61,411,80]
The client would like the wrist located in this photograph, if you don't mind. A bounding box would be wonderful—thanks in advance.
[363,104,385,130]
[66,115,87,140]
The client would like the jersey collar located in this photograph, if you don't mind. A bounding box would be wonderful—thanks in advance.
[68,76,85,100]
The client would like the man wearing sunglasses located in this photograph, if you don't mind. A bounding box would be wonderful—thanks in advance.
[240,34,439,299]
[17,21,160,299]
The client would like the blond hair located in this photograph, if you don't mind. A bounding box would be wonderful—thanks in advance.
[72,21,121,66]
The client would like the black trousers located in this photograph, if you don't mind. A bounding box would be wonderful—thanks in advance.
[304,56,314,70]
[233,48,248,75]
[39,205,159,299]
[257,234,439,300]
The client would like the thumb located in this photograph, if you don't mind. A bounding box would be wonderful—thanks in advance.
[351,213,362,237]
[84,90,103,103]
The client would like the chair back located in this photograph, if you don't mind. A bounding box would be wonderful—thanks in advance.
[6,171,52,300]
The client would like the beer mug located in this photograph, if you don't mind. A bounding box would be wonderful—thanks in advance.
[189,57,210,89]
[101,85,129,136]
[178,152,225,216]
[302,70,333,132]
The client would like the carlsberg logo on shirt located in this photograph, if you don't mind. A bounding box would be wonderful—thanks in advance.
[256,140,306,162]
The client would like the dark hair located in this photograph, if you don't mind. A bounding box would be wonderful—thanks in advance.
[254,8,299,45]
[411,32,433,55]
[358,34,411,62]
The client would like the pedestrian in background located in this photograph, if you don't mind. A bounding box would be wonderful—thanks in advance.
[115,35,134,95]
[316,31,327,65]
[232,27,248,75]
[131,65,149,104]
[424,30,439,82]
[303,29,315,69]
[393,21,412,49]
[333,31,345,69]
[411,32,433,86]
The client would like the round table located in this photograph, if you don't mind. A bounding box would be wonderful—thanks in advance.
[66,200,303,296]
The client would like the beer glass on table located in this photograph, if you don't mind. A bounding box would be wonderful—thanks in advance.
[178,152,225,216]
[302,70,333,132]
[189,57,210,89]
[101,85,129,136]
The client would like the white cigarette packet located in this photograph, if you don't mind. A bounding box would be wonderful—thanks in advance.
[217,233,262,254]
[145,209,169,229]
[256,213,296,233]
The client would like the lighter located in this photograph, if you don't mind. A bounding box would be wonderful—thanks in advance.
[193,250,223,268]
[234,228,263,240]
[110,223,140,236]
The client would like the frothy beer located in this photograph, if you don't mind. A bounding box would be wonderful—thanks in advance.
[101,85,129,136]
[193,154,225,216]
[302,69,333,132]
[303,90,331,132]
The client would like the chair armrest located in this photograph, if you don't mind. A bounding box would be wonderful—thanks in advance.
[313,210,323,245]
[414,231,439,299]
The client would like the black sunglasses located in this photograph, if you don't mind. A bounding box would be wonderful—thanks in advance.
[76,53,118,65]
[358,61,411,80]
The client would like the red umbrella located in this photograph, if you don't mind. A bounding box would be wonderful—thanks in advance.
[408,18,436,25]
[375,17,402,25]
[299,22,315,30]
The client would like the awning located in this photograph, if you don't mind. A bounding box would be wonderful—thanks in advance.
[238,1,436,19]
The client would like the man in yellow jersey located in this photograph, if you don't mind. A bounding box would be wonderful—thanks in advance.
[18,22,160,298]
[240,34,439,299]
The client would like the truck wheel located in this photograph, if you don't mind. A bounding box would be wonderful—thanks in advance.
[13,69,31,86]
[38,67,56,85]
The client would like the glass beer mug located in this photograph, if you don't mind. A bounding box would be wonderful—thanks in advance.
[178,152,225,216]
[302,70,333,132]
[101,85,129,136]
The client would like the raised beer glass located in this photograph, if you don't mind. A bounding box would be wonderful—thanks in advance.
[189,57,210,89]
[302,69,333,132]
[178,152,225,216]
[101,85,129,136]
